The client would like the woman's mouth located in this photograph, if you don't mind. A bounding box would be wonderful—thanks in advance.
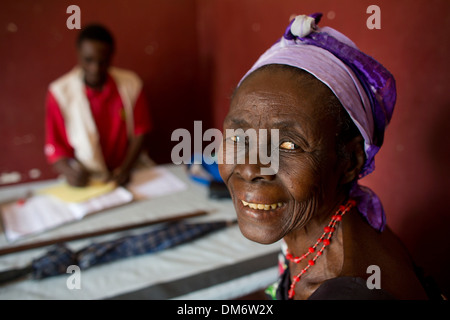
[237,197,287,224]
[241,200,284,210]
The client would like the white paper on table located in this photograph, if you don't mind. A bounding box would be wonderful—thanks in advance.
[68,187,134,218]
[127,166,187,200]
[1,194,76,242]
[0,187,133,242]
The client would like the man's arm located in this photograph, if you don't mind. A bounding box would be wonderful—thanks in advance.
[109,89,152,186]
[45,91,90,187]
[110,133,148,186]
[53,158,90,187]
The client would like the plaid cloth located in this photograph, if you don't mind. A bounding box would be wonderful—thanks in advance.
[31,221,229,279]
[32,244,77,279]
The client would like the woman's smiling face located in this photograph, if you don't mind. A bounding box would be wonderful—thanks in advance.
[219,66,349,244]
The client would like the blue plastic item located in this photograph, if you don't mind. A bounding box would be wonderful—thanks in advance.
[187,153,223,185]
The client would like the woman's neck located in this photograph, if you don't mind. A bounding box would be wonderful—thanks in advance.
[282,198,350,299]
[283,195,348,253]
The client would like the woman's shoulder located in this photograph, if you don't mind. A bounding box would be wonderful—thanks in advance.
[342,216,430,299]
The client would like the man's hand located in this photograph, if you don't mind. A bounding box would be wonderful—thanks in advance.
[109,167,131,186]
[106,133,148,186]
[53,158,90,187]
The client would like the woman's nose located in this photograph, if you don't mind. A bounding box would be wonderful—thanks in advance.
[236,163,276,182]
[233,149,277,182]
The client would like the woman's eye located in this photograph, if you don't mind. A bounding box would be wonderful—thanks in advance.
[280,141,299,150]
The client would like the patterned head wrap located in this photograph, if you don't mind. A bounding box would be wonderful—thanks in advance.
[238,13,396,231]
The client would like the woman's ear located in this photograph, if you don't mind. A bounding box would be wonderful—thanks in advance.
[340,135,365,185]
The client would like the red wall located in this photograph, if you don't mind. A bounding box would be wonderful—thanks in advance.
[0,0,211,183]
[1,0,449,296]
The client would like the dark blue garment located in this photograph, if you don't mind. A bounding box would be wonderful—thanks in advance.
[275,265,394,300]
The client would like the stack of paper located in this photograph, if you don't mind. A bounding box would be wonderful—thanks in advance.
[127,166,187,200]
[0,166,188,242]
[1,183,133,242]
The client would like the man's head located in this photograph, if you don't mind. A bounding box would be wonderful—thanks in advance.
[76,24,115,89]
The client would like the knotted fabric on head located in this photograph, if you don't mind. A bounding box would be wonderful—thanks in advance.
[238,13,396,232]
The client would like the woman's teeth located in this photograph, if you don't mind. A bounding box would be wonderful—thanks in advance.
[241,200,283,210]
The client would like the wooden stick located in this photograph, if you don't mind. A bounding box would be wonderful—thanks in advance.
[0,210,208,257]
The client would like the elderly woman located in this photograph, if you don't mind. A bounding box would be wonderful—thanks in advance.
[218,14,432,300]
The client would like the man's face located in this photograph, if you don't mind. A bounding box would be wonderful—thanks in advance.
[77,39,113,88]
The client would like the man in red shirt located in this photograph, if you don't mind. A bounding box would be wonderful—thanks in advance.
[45,24,152,187]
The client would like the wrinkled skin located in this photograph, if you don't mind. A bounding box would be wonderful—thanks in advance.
[219,66,428,300]
[219,67,357,245]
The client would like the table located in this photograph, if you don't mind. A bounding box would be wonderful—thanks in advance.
[0,164,281,300]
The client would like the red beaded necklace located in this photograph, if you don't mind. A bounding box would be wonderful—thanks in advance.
[286,199,356,299]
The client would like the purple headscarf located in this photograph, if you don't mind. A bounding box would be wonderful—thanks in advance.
[238,13,396,232]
